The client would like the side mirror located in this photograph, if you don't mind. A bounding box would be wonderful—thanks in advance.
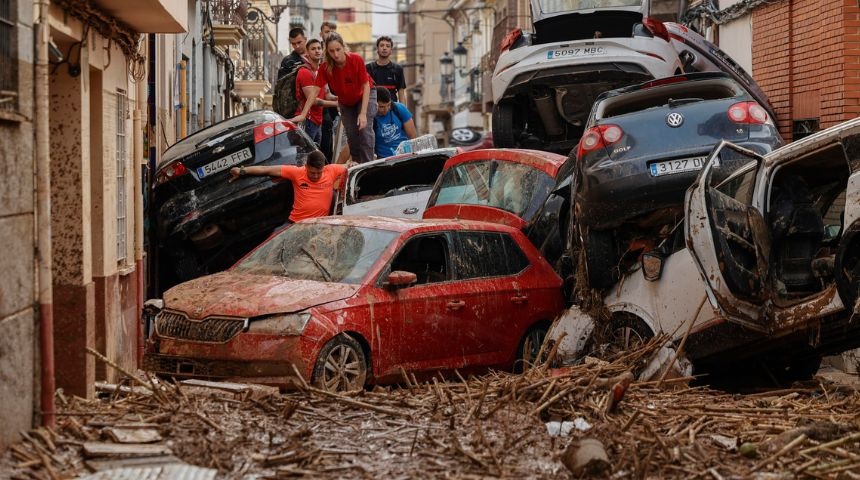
[386,270,417,288]
[641,251,665,282]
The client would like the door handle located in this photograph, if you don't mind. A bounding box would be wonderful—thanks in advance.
[511,295,528,304]
[446,300,466,311]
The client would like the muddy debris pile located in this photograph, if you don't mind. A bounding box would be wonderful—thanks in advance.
[3,342,859,479]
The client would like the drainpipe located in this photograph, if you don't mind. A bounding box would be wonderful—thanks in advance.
[133,79,145,365]
[203,41,211,127]
[179,60,187,138]
[34,0,55,428]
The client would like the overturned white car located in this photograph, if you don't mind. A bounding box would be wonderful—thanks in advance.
[491,0,683,153]
[551,117,860,383]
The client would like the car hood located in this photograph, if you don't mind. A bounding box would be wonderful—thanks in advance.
[162,271,360,319]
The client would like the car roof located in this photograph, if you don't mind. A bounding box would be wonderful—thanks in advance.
[443,149,568,177]
[595,72,738,104]
[305,215,522,234]
[764,116,860,168]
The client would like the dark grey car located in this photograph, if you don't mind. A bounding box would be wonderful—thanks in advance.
[573,72,784,287]
[151,110,318,294]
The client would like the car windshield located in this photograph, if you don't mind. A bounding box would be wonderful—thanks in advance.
[538,0,641,14]
[428,160,555,222]
[233,223,398,284]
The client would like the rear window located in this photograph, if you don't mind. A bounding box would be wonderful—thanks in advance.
[537,0,641,15]
[428,160,555,222]
[347,154,449,205]
[598,80,741,119]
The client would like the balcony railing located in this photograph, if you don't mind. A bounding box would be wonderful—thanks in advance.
[235,14,269,81]
[210,0,247,26]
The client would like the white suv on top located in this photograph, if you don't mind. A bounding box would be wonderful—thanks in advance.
[491,0,682,154]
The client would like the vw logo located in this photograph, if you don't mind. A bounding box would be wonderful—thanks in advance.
[212,145,225,154]
[666,112,684,127]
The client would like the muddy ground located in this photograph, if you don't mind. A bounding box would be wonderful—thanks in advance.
[2,341,859,479]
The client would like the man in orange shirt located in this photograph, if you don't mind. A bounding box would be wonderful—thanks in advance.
[228,151,346,224]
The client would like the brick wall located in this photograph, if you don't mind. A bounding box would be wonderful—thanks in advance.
[752,0,860,139]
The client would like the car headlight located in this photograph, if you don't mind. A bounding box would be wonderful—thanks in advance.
[247,313,311,335]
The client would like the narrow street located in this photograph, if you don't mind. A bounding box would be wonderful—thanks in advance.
[3,341,860,479]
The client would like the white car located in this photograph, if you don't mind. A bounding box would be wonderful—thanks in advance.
[340,148,459,218]
[552,117,860,383]
[491,0,682,153]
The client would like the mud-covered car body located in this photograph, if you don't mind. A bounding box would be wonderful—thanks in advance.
[341,148,459,218]
[423,149,575,277]
[152,111,318,292]
[491,0,682,153]
[143,216,565,387]
[564,119,860,379]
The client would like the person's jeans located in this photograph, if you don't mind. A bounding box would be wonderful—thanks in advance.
[338,88,377,163]
[302,120,322,146]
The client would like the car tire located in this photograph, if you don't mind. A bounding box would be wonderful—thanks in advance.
[492,102,517,148]
[581,228,621,289]
[607,314,654,353]
[515,323,549,373]
[450,128,479,145]
[779,355,822,383]
[312,334,368,392]
[835,221,860,311]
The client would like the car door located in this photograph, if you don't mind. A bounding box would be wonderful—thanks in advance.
[452,231,536,365]
[382,232,465,372]
[685,141,772,332]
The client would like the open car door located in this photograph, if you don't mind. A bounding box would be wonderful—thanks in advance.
[686,141,772,332]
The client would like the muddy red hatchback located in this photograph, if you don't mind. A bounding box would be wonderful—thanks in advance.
[143,216,565,391]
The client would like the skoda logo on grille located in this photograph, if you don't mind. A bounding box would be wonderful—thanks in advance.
[666,112,685,128]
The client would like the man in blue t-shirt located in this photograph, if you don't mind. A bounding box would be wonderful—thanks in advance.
[373,86,417,158]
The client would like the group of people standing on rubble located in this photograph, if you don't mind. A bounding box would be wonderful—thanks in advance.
[277,22,418,165]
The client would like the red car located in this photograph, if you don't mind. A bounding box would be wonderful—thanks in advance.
[424,149,575,286]
[143,216,565,391]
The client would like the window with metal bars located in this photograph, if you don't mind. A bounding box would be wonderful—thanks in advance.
[116,89,128,263]
[0,0,17,112]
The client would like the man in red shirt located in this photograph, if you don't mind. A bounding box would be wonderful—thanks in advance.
[290,38,337,146]
[228,151,346,224]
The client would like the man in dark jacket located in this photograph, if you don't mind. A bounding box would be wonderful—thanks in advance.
[277,27,308,79]
[366,36,406,103]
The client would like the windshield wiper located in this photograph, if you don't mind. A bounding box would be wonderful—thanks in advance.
[300,247,332,282]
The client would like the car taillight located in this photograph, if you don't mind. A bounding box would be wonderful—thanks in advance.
[577,124,624,158]
[253,121,294,143]
[727,101,769,124]
[500,28,522,52]
[643,17,670,42]
[155,161,189,185]
[641,76,687,90]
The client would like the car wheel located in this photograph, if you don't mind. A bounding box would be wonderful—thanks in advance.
[312,335,368,392]
[779,355,822,383]
[581,227,621,289]
[492,102,517,148]
[450,128,479,145]
[607,315,653,355]
[515,324,549,372]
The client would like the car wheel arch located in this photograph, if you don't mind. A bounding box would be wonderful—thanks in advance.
[835,219,860,311]
[607,305,659,340]
[515,319,553,372]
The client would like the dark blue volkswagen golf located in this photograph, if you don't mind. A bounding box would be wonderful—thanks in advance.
[573,72,783,287]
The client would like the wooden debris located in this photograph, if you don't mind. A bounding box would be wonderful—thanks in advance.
[561,438,611,476]
[103,428,163,444]
[82,442,172,458]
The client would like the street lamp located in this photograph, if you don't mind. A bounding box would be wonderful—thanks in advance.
[453,42,468,76]
[439,52,454,103]
[246,0,290,24]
